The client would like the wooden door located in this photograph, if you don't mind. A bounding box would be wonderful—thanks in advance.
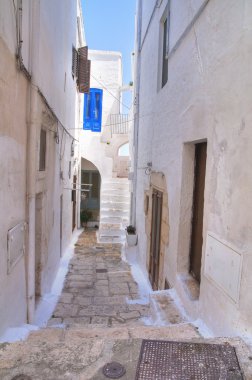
[190,142,207,283]
[149,189,163,290]
[72,175,77,231]
[60,194,63,256]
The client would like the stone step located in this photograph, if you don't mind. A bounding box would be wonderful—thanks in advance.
[1,326,251,380]
[98,235,125,244]
[103,178,129,184]
[102,183,130,191]
[99,229,125,237]
[149,290,187,326]
[21,323,201,344]
[100,216,129,224]
[100,209,130,217]
[99,222,122,230]
[102,195,130,202]
[101,190,130,197]
[101,201,130,210]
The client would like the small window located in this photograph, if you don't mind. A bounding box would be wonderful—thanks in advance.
[83,88,103,132]
[39,129,46,171]
[160,5,170,88]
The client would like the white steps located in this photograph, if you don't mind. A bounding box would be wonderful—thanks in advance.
[98,178,130,243]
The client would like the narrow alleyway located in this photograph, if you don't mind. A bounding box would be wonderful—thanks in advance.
[48,229,150,327]
[1,229,252,379]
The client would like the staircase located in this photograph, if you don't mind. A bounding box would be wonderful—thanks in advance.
[98,178,130,243]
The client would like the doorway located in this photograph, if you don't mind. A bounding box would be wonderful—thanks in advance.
[35,193,43,299]
[72,175,77,231]
[117,142,129,178]
[60,194,63,256]
[149,189,163,290]
[189,142,207,283]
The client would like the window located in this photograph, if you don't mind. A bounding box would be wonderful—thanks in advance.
[72,46,78,78]
[83,88,103,132]
[39,129,46,171]
[161,5,170,88]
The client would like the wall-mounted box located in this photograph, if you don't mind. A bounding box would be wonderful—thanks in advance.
[7,222,26,274]
[204,232,243,304]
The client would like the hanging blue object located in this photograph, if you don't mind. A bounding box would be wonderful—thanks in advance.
[83,88,103,132]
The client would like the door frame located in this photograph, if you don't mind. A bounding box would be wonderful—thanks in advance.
[149,188,163,290]
[189,142,207,283]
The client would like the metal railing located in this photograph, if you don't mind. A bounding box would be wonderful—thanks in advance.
[109,114,129,135]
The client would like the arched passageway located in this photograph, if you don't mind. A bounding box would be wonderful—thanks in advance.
[115,142,129,178]
[81,158,101,226]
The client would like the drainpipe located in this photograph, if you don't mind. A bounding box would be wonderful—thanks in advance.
[132,0,142,226]
[26,0,40,323]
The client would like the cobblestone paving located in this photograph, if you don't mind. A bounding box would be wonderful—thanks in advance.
[48,229,150,327]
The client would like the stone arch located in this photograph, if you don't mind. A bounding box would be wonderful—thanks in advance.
[81,157,101,226]
[117,142,129,156]
[112,140,129,178]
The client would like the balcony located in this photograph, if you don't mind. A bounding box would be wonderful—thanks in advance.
[109,114,129,136]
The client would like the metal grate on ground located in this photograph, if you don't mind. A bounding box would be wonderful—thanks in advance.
[135,340,243,380]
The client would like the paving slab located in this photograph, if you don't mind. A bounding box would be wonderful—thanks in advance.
[1,230,252,379]
[0,327,251,380]
[46,229,154,327]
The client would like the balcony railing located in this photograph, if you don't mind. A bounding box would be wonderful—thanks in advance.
[109,114,129,135]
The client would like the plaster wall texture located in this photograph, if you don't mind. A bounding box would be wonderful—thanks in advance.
[134,0,252,336]
[80,50,125,180]
[0,36,28,334]
[0,0,83,334]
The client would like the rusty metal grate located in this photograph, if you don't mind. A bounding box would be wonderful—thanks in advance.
[96,269,108,273]
[135,340,243,380]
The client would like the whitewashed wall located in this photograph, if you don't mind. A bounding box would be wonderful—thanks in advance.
[0,0,84,334]
[79,50,123,180]
[134,0,252,336]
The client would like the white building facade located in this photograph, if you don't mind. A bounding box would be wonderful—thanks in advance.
[79,50,131,226]
[132,0,252,337]
[80,50,130,180]
[0,0,86,334]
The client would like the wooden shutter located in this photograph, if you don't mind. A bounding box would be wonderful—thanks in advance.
[78,46,91,94]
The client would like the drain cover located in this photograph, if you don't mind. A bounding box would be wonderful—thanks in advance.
[11,376,32,380]
[135,340,243,380]
[103,362,126,378]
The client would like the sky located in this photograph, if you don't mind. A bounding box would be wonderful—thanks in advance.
[81,0,136,93]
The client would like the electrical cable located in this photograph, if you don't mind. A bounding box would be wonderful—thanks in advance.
[90,74,132,111]
[67,111,155,130]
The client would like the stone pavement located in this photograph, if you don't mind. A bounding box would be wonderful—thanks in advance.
[1,229,252,379]
[48,229,150,328]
